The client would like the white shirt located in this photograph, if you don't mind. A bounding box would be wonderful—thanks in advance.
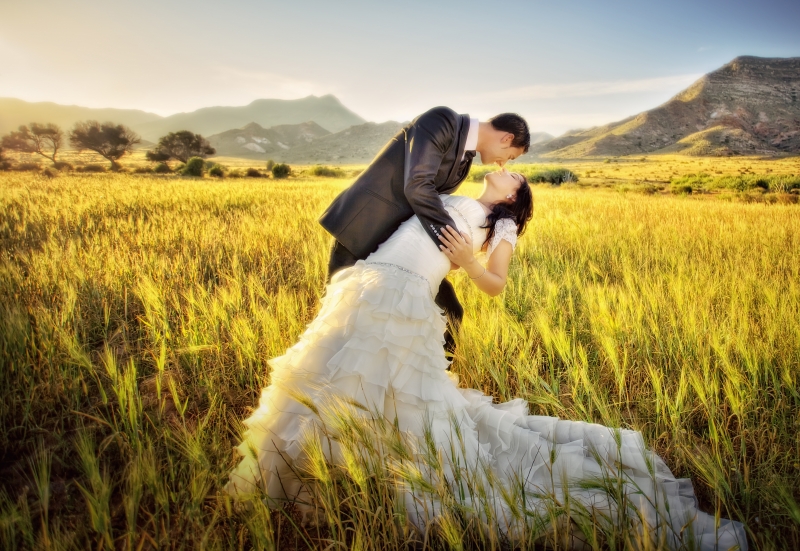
[461,117,479,161]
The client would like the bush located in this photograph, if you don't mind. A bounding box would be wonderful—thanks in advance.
[208,165,225,178]
[527,168,578,185]
[670,173,713,189]
[227,169,244,178]
[272,163,291,178]
[671,183,693,195]
[53,161,73,171]
[41,167,57,178]
[181,157,205,177]
[154,162,171,174]
[75,164,106,173]
[266,159,275,171]
[132,166,154,174]
[14,162,41,171]
[245,167,262,178]
[308,165,345,178]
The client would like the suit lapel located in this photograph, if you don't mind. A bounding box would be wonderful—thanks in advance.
[442,114,470,190]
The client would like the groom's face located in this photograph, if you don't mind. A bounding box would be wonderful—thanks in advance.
[478,133,525,167]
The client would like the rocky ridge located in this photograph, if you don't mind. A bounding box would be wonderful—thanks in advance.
[533,56,800,158]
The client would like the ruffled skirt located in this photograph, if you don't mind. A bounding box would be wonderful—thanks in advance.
[226,261,747,551]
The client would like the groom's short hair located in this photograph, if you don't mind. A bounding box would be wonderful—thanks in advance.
[489,113,531,153]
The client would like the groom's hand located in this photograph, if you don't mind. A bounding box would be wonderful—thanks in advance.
[438,225,475,268]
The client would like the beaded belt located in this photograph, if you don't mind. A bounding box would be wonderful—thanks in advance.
[364,261,435,299]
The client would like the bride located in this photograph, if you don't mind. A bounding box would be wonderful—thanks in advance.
[225,170,747,550]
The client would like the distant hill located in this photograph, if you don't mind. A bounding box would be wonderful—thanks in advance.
[0,98,161,136]
[207,121,331,157]
[268,121,405,164]
[209,121,553,164]
[530,131,554,145]
[133,95,365,141]
[0,95,366,143]
[533,56,800,158]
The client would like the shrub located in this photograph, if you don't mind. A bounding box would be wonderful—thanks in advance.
[671,183,693,195]
[53,161,73,171]
[527,168,578,185]
[670,173,713,189]
[266,159,275,171]
[132,166,154,174]
[308,165,345,178]
[15,162,41,172]
[75,164,106,173]
[154,162,171,174]
[181,157,205,177]
[272,163,291,178]
[227,169,244,178]
[208,164,225,178]
[245,167,262,178]
[41,167,57,178]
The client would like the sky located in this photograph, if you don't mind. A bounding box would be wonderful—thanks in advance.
[1,0,799,136]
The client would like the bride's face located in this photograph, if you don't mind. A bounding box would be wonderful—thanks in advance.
[485,169,524,203]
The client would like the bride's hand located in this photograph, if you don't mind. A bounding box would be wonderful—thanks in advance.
[439,225,476,268]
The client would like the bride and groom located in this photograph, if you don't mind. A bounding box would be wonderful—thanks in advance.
[225,107,747,550]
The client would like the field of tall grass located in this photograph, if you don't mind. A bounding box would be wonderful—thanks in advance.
[1,170,798,550]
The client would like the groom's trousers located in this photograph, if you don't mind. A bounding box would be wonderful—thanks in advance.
[327,240,463,359]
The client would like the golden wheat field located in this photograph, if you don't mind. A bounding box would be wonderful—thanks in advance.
[1,165,799,550]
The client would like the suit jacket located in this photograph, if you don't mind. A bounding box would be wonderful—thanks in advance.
[318,106,473,259]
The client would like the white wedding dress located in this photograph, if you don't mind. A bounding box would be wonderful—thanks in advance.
[226,195,747,551]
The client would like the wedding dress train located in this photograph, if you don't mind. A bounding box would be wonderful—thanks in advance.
[226,195,747,550]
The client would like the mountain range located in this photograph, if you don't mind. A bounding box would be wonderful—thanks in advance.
[531,56,800,158]
[0,95,365,142]
[2,56,799,162]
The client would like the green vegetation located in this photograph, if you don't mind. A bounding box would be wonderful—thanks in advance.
[271,163,291,179]
[307,164,345,178]
[180,156,205,177]
[0,172,798,549]
[670,172,800,192]
[470,164,578,185]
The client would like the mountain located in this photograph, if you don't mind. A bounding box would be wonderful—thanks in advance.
[266,121,405,164]
[530,131,554,145]
[0,98,161,136]
[534,56,800,158]
[207,121,331,157]
[133,95,365,141]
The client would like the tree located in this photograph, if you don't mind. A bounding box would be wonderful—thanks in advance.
[146,131,215,163]
[69,121,140,169]
[0,143,10,170]
[1,123,64,164]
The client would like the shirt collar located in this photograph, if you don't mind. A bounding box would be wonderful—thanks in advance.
[465,117,479,152]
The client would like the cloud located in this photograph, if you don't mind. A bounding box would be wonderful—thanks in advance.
[468,73,704,101]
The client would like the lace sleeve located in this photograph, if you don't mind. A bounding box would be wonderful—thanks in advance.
[486,218,518,258]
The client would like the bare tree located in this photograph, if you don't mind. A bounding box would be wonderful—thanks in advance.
[0,142,9,170]
[69,121,140,169]
[146,131,216,163]
[1,123,64,164]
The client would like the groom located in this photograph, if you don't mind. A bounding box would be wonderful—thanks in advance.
[319,106,530,355]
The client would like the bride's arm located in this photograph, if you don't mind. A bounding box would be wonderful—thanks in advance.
[438,226,513,297]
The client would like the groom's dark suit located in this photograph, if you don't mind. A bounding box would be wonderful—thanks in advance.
[319,106,475,354]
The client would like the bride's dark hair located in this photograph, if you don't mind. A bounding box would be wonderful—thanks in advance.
[482,174,533,247]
